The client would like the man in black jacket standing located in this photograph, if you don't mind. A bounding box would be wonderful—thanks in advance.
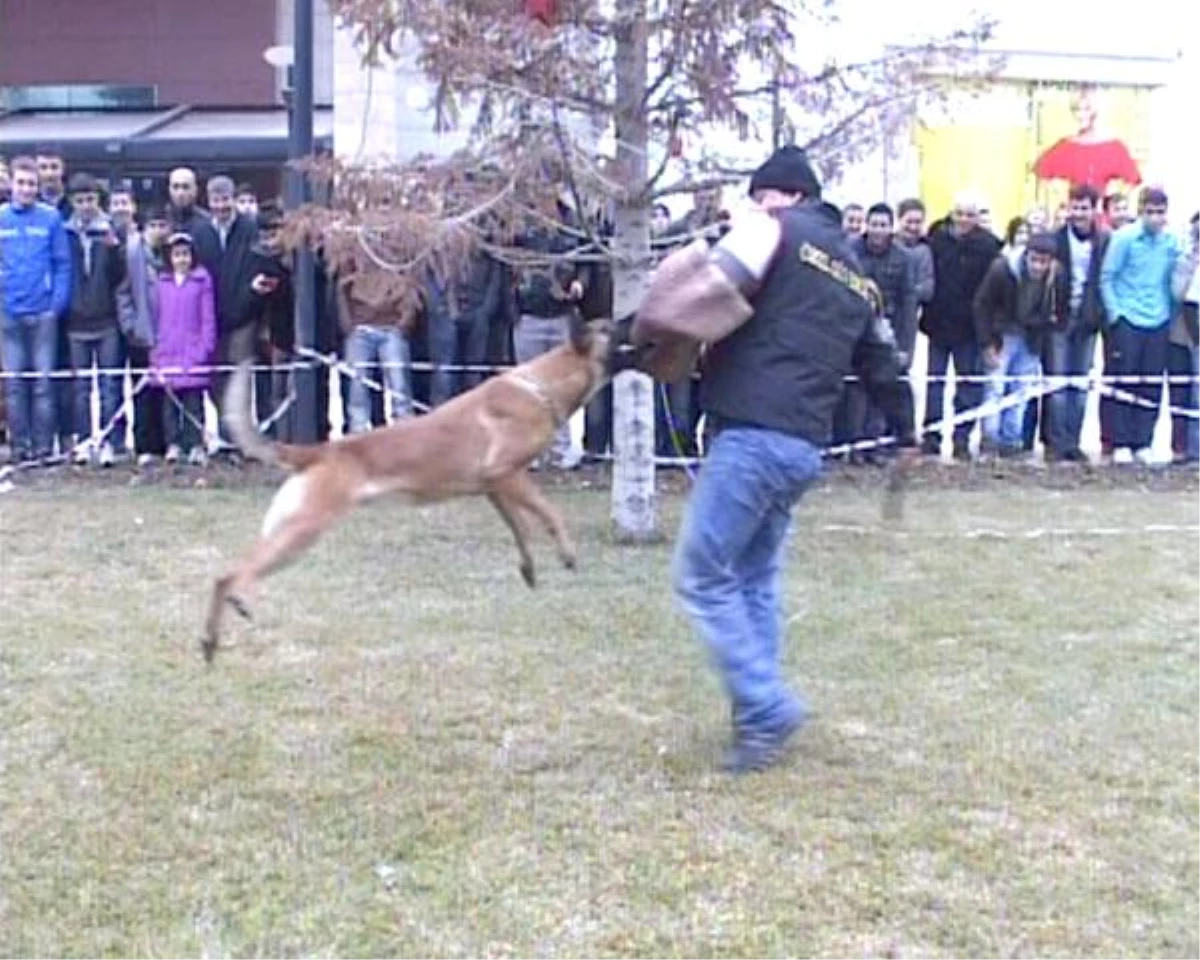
[633,146,916,774]
[921,195,1002,459]
[193,175,259,453]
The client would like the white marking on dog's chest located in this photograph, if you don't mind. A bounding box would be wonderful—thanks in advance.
[262,474,308,538]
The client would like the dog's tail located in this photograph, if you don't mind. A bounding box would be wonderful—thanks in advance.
[223,361,325,472]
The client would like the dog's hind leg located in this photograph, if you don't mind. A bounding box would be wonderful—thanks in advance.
[495,472,578,572]
[487,491,538,588]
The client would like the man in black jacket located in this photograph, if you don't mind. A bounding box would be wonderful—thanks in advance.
[634,146,915,774]
[512,198,592,469]
[64,172,126,465]
[845,202,918,456]
[921,195,1002,458]
[194,175,259,452]
[1044,184,1109,461]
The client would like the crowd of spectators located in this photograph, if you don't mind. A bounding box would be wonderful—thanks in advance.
[0,146,1196,471]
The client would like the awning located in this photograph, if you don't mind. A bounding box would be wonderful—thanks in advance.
[0,105,334,166]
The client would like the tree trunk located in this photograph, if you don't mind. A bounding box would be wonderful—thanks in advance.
[609,0,661,544]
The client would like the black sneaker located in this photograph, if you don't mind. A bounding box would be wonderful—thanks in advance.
[721,706,808,775]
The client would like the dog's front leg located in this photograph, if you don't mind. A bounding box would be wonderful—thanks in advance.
[495,471,578,573]
[486,491,538,588]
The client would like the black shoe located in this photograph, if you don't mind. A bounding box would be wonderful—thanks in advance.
[721,708,808,775]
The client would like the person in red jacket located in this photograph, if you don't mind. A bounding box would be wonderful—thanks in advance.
[1033,85,1141,192]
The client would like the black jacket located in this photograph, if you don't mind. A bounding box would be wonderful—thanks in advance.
[700,201,914,447]
[852,235,918,362]
[189,214,258,333]
[921,223,1001,346]
[65,215,126,335]
[515,204,594,318]
[972,253,1057,352]
[1052,225,1110,335]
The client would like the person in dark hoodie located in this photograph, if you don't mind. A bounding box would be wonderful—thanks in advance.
[633,145,915,774]
[63,172,126,466]
[921,193,1002,459]
[973,231,1059,457]
[241,204,296,440]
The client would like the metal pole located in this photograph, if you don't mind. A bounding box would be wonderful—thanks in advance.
[289,0,319,443]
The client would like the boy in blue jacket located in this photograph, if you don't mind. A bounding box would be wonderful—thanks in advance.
[0,156,72,463]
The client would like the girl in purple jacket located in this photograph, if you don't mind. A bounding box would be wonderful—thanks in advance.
[152,233,216,464]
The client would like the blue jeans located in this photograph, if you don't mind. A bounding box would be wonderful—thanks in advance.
[1044,328,1097,456]
[983,334,1042,450]
[1167,339,1199,461]
[1,311,59,459]
[68,328,124,444]
[427,312,491,407]
[345,325,412,433]
[672,426,822,731]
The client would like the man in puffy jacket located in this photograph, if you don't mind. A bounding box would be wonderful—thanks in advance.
[0,156,71,464]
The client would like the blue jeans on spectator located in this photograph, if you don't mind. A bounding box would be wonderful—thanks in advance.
[1,311,59,460]
[68,328,124,445]
[345,324,412,433]
[428,311,491,407]
[672,425,822,734]
[924,339,982,453]
[983,334,1042,451]
[1044,327,1097,458]
[1167,338,1199,462]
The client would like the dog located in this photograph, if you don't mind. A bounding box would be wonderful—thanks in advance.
[202,312,614,663]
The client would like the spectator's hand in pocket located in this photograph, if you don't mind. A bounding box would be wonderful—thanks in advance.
[982,345,1001,369]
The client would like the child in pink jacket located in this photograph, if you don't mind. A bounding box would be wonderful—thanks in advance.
[152,232,216,465]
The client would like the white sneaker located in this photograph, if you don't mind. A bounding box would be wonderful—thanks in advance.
[136,452,156,468]
[98,442,115,468]
[72,443,92,466]
[187,447,208,467]
[1112,447,1134,465]
[1134,447,1158,467]
[164,444,181,464]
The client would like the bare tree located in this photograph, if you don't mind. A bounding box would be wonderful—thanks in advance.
[309,0,996,542]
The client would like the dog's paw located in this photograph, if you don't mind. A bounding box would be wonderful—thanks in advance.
[560,552,577,572]
[200,634,218,665]
[520,562,537,589]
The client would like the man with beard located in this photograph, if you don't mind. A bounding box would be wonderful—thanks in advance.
[1045,184,1110,462]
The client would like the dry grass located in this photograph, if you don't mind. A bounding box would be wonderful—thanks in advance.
[0,471,1197,958]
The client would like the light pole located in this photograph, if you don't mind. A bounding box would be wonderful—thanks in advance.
[263,0,318,443]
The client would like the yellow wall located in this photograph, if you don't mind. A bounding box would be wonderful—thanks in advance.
[916,80,1153,231]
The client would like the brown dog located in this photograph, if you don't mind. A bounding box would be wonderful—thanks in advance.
[202,314,613,663]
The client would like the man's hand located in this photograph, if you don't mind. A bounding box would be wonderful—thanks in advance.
[567,279,584,301]
[982,345,1001,369]
[251,273,279,295]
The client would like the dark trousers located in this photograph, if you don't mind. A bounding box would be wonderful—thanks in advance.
[165,387,205,454]
[1167,335,1198,459]
[584,382,613,457]
[1109,320,1169,450]
[924,340,982,451]
[127,345,166,456]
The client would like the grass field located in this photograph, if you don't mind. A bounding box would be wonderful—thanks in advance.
[1,469,1197,958]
